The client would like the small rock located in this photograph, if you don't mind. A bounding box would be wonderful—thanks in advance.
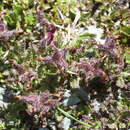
[87,25,106,45]
[0,85,8,108]
[63,90,71,98]
[38,128,49,130]
[72,88,89,101]
[63,117,71,130]
[92,99,101,113]
[63,96,81,106]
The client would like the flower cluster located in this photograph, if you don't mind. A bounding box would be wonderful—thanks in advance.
[10,59,38,89]
[19,72,38,82]
[9,59,25,74]
[19,92,58,117]
[0,18,15,40]
[38,48,68,69]
[37,7,56,49]
[95,37,118,56]
[75,58,109,82]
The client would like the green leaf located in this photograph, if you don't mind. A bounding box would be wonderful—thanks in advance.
[125,48,130,64]
[69,10,76,21]
[119,72,130,77]
[19,0,33,6]
[116,77,127,88]
[4,12,18,27]
[25,15,36,26]
[57,107,95,128]
[0,122,5,129]
[0,47,4,57]
[13,4,23,15]
[79,32,96,40]
[120,26,130,36]
[81,12,90,19]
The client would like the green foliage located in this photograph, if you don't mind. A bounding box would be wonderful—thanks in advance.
[125,48,130,64]
[0,0,129,129]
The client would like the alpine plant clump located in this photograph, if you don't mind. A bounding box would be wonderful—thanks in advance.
[0,18,16,40]
[1,1,129,129]
[37,48,68,69]
[17,92,59,118]
[37,7,56,49]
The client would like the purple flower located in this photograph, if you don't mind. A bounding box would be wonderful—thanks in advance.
[22,95,38,104]
[47,32,54,44]
[20,92,58,116]
[96,37,118,56]
[76,59,108,82]
[0,19,15,40]
[37,8,48,26]
[37,8,56,48]
[37,9,56,33]
[43,56,53,64]
[0,24,5,32]
[39,48,68,69]
[40,32,55,48]
[52,48,67,68]
[0,30,15,40]
[48,24,56,33]
[77,61,95,72]
[10,59,25,74]
[19,72,38,82]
